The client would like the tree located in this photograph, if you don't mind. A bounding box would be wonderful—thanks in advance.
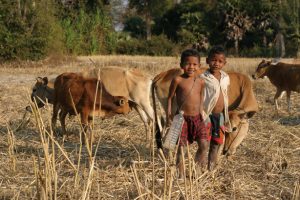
[218,1,253,55]
[123,16,146,38]
[109,0,128,31]
[289,0,300,57]
[57,0,117,55]
[0,0,64,60]
[271,0,300,57]
[154,0,213,47]
[128,0,172,40]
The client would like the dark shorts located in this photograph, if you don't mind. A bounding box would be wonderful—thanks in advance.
[179,114,207,146]
[205,113,225,144]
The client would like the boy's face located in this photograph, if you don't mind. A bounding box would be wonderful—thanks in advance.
[206,53,226,73]
[181,56,200,77]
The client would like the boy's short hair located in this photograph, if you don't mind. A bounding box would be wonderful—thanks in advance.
[207,46,225,59]
[180,49,200,67]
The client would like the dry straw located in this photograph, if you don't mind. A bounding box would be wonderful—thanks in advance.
[0,56,299,199]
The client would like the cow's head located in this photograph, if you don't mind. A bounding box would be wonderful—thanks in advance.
[26,77,54,112]
[109,96,134,115]
[252,59,272,79]
[223,111,249,156]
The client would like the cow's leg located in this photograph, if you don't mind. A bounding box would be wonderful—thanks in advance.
[133,106,151,140]
[59,110,68,138]
[141,103,154,124]
[80,110,89,145]
[157,103,165,131]
[140,103,157,141]
[274,89,283,111]
[135,98,154,125]
[286,91,291,113]
[208,141,220,171]
[279,91,286,99]
[134,106,148,125]
[87,116,94,147]
[52,103,60,135]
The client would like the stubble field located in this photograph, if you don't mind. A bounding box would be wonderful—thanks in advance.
[0,56,299,199]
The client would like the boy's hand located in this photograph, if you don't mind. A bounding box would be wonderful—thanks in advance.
[167,118,172,127]
[202,111,208,120]
[167,113,173,127]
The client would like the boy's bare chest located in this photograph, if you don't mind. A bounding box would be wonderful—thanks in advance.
[176,80,200,95]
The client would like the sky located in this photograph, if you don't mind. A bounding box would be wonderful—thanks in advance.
[110,0,129,31]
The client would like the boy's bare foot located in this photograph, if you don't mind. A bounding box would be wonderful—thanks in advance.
[208,161,216,171]
[177,171,185,180]
[195,163,207,177]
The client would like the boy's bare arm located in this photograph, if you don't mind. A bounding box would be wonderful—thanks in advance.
[199,79,205,116]
[167,78,179,125]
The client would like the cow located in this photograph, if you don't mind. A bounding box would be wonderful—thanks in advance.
[152,68,258,155]
[252,60,300,112]
[223,111,249,155]
[27,67,154,135]
[52,73,133,145]
[26,77,55,111]
[85,67,154,130]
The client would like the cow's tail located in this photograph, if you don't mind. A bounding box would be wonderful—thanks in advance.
[151,80,163,149]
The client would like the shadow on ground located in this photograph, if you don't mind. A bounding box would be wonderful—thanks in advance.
[278,116,300,126]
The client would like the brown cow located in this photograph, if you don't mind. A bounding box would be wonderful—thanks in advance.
[26,77,55,111]
[52,73,132,144]
[252,60,300,112]
[27,67,153,134]
[152,68,258,155]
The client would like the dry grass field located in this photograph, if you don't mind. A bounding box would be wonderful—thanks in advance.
[0,56,299,199]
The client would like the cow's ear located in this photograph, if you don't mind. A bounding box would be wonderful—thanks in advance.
[36,77,43,83]
[42,77,48,85]
[246,111,256,119]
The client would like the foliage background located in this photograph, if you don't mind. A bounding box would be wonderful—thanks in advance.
[0,0,299,60]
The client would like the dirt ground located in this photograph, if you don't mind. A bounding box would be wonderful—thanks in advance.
[0,56,299,199]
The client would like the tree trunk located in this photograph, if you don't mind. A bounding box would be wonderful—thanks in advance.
[234,39,239,56]
[275,31,285,58]
[280,34,285,57]
[16,0,22,17]
[145,13,151,40]
[23,0,27,20]
[263,35,267,47]
[295,0,300,58]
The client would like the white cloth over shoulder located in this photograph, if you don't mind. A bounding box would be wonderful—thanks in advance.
[200,70,230,126]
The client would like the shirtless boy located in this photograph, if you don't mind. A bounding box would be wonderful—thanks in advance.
[167,49,206,178]
[200,46,230,170]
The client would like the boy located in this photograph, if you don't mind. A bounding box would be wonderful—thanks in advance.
[200,46,230,170]
[167,49,206,178]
